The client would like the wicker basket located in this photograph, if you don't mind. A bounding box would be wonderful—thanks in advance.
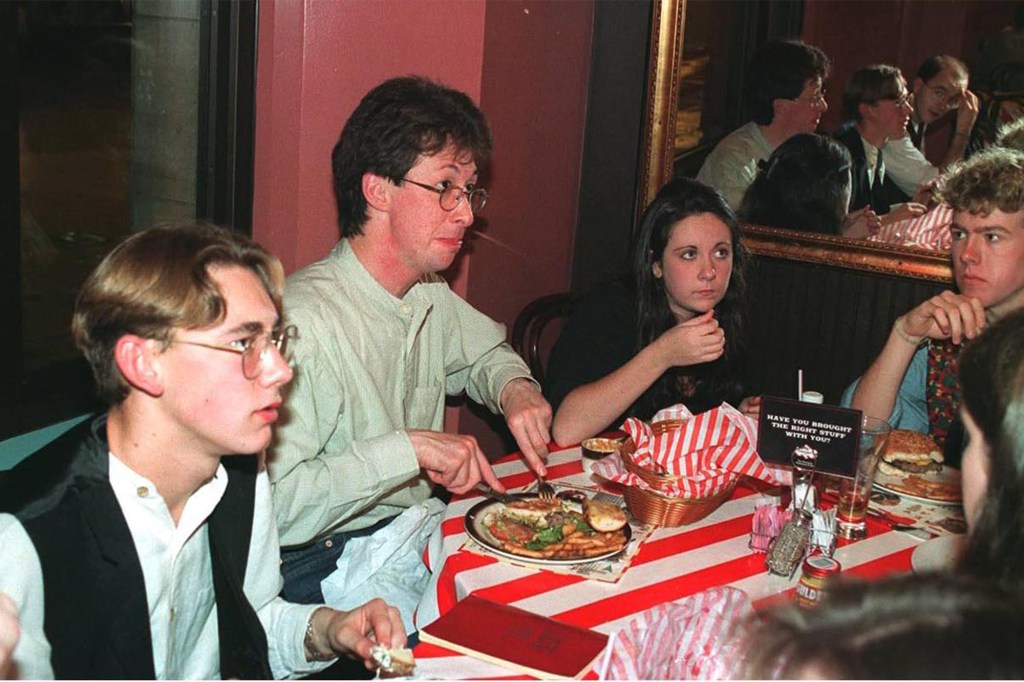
[620,420,737,527]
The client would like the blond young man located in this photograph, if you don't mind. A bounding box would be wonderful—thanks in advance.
[845,148,1024,466]
[0,224,404,679]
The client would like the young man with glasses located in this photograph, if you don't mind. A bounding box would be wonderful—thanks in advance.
[697,39,831,210]
[884,55,980,201]
[269,76,552,606]
[0,223,405,679]
[835,64,924,219]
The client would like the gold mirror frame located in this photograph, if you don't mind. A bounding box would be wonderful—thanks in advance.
[637,0,953,284]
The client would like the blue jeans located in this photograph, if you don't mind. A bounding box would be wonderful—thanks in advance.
[280,517,395,604]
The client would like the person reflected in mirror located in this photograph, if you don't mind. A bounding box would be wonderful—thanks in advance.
[884,55,979,204]
[843,148,1024,468]
[739,132,882,239]
[956,308,1024,596]
[735,573,1024,679]
[835,64,929,220]
[870,117,1024,250]
[269,76,552,605]
[697,40,831,210]
[546,178,758,446]
[0,224,406,679]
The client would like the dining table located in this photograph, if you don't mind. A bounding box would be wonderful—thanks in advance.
[410,442,956,680]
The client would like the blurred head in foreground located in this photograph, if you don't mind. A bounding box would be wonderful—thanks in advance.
[736,573,1024,679]
[958,309,1024,594]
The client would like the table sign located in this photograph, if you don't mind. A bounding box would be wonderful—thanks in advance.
[757,396,862,478]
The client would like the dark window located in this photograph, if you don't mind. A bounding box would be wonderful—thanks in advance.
[0,0,256,439]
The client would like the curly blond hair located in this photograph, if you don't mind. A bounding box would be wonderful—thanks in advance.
[938,147,1024,216]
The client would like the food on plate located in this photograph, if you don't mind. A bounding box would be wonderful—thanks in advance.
[482,497,629,560]
[884,474,962,503]
[502,497,564,526]
[879,430,943,478]
[371,643,416,677]
[583,499,628,532]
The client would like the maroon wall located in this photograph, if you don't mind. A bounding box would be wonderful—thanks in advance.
[804,0,1018,158]
[252,0,593,455]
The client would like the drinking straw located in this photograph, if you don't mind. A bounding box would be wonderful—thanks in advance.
[797,369,803,400]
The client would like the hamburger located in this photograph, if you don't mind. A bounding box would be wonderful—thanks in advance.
[878,429,943,478]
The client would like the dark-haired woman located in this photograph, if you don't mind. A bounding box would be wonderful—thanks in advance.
[739,132,883,239]
[545,178,758,446]
[956,308,1024,596]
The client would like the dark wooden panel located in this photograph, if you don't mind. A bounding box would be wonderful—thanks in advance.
[745,255,949,404]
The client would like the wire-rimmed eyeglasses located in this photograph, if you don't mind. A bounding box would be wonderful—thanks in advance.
[172,325,296,379]
[402,178,488,213]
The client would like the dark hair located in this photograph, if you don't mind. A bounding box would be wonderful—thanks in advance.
[916,54,968,84]
[739,133,852,235]
[331,76,492,237]
[630,178,748,418]
[958,309,1024,596]
[747,40,831,125]
[72,223,285,404]
[841,64,906,122]
[737,573,1024,679]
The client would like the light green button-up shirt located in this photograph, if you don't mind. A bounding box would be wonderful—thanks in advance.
[268,241,533,547]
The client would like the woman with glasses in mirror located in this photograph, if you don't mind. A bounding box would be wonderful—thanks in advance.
[545,178,758,445]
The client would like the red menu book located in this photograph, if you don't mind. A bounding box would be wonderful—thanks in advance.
[418,595,609,679]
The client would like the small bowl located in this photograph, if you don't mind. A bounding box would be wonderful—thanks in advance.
[581,437,623,461]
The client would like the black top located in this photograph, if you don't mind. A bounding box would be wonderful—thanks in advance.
[544,280,750,432]
[835,123,910,214]
[0,415,272,680]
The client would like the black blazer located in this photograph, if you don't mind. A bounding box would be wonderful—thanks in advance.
[835,123,910,214]
[0,416,271,680]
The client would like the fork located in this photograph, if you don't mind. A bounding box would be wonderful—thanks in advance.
[535,474,557,501]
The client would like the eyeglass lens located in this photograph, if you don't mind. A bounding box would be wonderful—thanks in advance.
[241,329,292,378]
[439,186,487,213]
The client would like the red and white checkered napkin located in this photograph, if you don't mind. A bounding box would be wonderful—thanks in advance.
[591,403,780,498]
[595,586,751,680]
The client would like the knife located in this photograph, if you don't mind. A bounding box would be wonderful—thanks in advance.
[474,484,521,505]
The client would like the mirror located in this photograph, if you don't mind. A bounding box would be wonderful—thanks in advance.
[637,0,953,284]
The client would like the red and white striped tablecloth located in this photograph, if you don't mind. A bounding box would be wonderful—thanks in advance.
[412,445,921,679]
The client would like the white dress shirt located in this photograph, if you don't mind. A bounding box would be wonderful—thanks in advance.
[883,132,939,196]
[1,454,325,679]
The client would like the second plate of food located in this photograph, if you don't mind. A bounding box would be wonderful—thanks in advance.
[874,466,962,505]
[464,493,631,565]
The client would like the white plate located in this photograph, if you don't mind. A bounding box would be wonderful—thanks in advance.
[464,494,631,565]
[874,465,962,506]
[911,534,966,573]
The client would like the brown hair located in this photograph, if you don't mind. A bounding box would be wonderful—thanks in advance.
[938,147,1024,216]
[72,223,285,404]
[841,64,906,122]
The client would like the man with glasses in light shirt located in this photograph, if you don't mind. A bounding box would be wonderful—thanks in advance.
[884,55,980,202]
[0,223,405,679]
[697,39,831,211]
[269,76,552,606]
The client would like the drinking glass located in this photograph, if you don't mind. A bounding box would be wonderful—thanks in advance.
[836,416,892,539]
